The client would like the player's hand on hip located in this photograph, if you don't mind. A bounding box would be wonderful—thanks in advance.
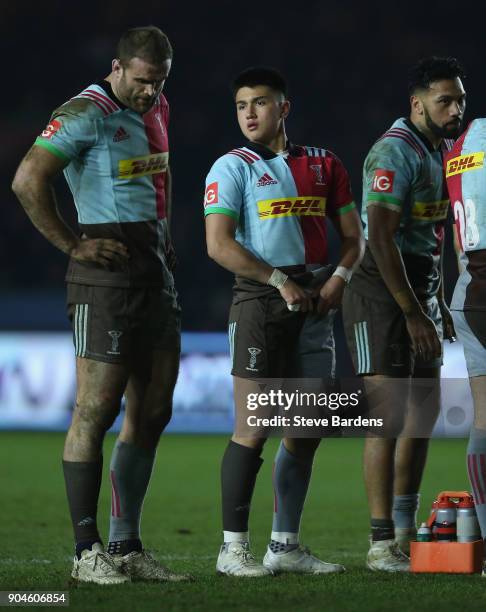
[279,279,313,312]
[405,309,442,362]
[315,275,345,315]
[70,238,129,269]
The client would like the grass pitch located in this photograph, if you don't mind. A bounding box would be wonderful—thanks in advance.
[0,433,481,611]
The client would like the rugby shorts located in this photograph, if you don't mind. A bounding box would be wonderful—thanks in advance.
[342,287,443,377]
[67,283,181,365]
[228,294,335,379]
[452,310,486,377]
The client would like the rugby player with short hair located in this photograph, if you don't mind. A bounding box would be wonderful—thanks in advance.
[204,66,364,577]
[342,57,466,570]
[445,120,486,572]
[12,26,192,584]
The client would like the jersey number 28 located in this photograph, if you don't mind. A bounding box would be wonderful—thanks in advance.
[453,199,480,251]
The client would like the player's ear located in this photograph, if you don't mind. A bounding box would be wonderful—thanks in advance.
[411,94,423,116]
[112,58,122,74]
[281,100,290,119]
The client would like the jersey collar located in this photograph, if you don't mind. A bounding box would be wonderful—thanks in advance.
[404,118,437,153]
[245,140,302,159]
[97,80,128,110]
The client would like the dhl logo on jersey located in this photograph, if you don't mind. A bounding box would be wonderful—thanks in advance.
[411,199,449,221]
[446,152,484,177]
[118,152,168,179]
[258,197,326,219]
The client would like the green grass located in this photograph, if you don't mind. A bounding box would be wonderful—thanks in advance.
[0,433,480,611]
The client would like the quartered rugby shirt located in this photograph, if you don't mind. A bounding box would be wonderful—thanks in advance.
[35,81,172,288]
[352,117,453,301]
[203,141,355,275]
[445,119,486,311]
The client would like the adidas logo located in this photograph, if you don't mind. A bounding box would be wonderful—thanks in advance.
[256,173,278,187]
[113,126,130,142]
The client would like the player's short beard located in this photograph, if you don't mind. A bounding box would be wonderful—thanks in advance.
[424,106,462,139]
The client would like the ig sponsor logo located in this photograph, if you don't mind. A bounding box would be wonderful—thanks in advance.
[41,119,62,139]
[205,182,219,206]
[372,169,395,193]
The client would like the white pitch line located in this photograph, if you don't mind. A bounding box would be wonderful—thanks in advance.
[0,559,53,564]
[0,554,218,565]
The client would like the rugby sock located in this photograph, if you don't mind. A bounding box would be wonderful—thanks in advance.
[63,458,103,556]
[270,442,313,549]
[223,531,249,544]
[108,440,156,550]
[392,494,420,529]
[221,441,263,537]
[107,539,143,556]
[467,427,486,539]
[371,518,395,542]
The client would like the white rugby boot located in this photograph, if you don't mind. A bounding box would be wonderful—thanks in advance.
[263,544,345,575]
[112,549,194,582]
[367,539,410,572]
[216,542,273,577]
[395,527,417,557]
[71,543,129,585]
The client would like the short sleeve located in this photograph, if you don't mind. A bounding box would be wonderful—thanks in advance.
[327,153,356,216]
[363,140,415,212]
[34,108,98,162]
[203,156,245,220]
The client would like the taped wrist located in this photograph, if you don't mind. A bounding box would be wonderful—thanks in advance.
[267,268,288,290]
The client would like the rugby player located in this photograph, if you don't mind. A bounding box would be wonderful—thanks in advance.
[204,67,364,576]
[342,57,466,570]
[445,120,486,571]
[12,27,192,584]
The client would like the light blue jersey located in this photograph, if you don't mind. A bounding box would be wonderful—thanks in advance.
[351,117,453,300]
[446,119,486,311]
[35,81,171,288]
[204,141,354,268]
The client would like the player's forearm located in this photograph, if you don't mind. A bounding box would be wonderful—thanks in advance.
[12,175,79,256]
[437,238,447,303]
[368,237,421,315]
[207,236,273,284]
[336,235,365,271]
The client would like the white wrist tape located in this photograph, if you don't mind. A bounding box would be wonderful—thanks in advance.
[267,268,288,290]
[332,266,353,284]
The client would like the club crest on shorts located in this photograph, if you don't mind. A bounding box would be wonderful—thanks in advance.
[107,330,123,355]
[246,347,262,372]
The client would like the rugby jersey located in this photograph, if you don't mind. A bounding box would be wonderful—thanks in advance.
[204,141,355,270]
[350,118,453,301]
[445,119,486,310]
[35,81,172,288]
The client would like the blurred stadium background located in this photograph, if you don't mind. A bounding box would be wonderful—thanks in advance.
[1,2,484,608]
[1,0,482,433]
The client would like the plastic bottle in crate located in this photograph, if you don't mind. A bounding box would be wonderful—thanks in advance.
[457,496,481,542]
[435,498,457,541]
[416,522,432,542]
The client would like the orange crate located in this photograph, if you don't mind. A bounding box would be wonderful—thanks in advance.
[410,540,483,573]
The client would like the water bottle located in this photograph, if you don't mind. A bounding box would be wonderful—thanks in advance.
[457,496,481,542]
[435,498,457,541]
[416,522,432,542]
